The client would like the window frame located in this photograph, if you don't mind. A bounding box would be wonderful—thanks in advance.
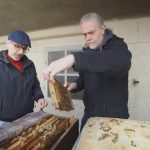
[44,45,83,100]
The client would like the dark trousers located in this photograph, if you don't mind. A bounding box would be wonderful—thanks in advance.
[80,114,88,132]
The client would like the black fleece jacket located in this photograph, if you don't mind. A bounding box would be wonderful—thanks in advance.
[72,29,132,119]
[0,50,44,121]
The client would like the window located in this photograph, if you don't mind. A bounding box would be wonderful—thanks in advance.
[44,45,84,100]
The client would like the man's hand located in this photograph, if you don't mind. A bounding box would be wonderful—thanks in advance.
[43,54,75,82]
[64,82,77,91]
[37,98,48,109]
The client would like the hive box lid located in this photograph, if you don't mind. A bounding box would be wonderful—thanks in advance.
[77,117,150,150]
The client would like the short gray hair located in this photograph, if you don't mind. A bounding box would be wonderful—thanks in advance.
[80,12,104,26]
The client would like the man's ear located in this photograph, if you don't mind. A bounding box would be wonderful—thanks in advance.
[100,25,106,35]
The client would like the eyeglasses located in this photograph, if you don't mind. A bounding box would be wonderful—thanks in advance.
[10,41,29,53]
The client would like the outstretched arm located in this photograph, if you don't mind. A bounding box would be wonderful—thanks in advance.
[43,54,75,82]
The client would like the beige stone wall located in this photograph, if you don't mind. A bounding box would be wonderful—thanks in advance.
[0,17,150,121]
[106,17,150,121]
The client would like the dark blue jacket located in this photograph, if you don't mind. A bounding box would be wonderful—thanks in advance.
[72,29,132,119]
[0,50,44,121]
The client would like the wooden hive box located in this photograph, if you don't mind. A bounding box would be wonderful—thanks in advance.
[51,117,79,150]
[0,113,79,150]
[77,117,150,150]
[48,80,74,111]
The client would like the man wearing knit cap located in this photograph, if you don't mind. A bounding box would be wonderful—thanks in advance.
[0,30,48,125]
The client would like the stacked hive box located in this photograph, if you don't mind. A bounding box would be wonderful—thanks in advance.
[0,112,79,150]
